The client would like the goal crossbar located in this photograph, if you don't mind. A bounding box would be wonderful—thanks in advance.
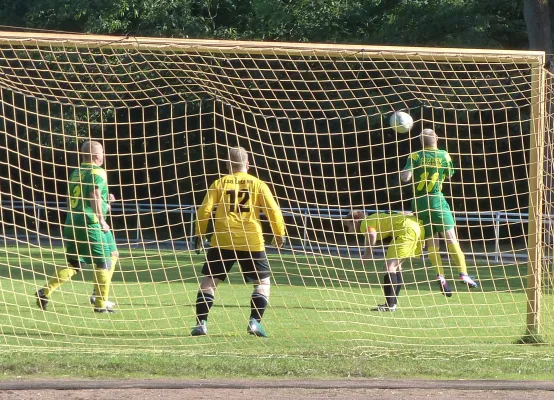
[0,30,545,63]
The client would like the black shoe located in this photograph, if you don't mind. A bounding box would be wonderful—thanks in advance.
[35,289,48,310]
[437,275,453,298]
[94,308,115,314]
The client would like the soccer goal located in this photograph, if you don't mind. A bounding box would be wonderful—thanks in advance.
[0,31,551,358]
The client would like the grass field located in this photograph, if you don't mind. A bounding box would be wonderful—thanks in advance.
[1,244,554,380]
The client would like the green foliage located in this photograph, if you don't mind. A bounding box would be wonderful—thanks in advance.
[0,0,530,49]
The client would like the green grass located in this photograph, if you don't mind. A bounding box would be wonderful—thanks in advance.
[1,244,554,379]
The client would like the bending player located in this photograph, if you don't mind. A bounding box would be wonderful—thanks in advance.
[344,210,424,312]
[400,128,478,296]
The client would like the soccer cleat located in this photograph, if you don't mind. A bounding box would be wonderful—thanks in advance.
[94,308,116,314]
[460,273,479,288]
[35,289,49,310]
[437,275,453,297]
[190,320,208,336]
[247,318,268,338]
[90,295,116,309]
[374,303,397,312]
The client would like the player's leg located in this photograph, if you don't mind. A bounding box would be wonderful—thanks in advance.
[414,202,446,279]
[191,248,233,335]
[36,258,84,310]
[239,251,271,337]
[426,234,444,276]
[425,199,459,296]
[395,265,403,297]
[246,277,271,337]
[88,225,116,313]
[92,259,114,313]
[90,258,117,308]
[376,259,402,311]
[432,199,477,288]
[443,228,478,288]
[35,225,84,310]
[426,233,452,297]
[191,275,221,335]
[90,231,118,308]
[376,228,419,311]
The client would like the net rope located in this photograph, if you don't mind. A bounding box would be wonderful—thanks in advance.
[0,33,551,356]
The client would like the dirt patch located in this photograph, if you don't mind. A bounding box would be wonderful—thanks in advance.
[1,379,553,400]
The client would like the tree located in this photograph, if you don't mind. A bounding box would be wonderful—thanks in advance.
[523,0,552,63]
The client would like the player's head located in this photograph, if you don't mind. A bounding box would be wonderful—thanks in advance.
[421,128,438,148]
[81,141,104,166]
[228,146,249,173]
[343,210,366,233]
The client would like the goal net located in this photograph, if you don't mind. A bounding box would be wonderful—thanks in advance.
[0,31,551,358]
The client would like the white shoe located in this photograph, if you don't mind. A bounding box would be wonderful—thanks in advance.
[374,303,397,312]
[90,295,116,309]
[460,273,478,288]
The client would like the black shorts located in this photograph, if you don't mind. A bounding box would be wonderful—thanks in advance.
[201,248,271,282]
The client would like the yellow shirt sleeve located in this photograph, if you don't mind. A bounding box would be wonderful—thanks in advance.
[259,181,286,237]
[195,179,218,235]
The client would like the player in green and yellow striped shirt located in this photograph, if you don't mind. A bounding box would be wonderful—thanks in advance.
[401,129,478,296]
[35,141,119,313]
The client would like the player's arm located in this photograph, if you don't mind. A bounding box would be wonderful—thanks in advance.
[260,182,286,248]
[107,193,117,212]
[194,181,217,250]
[400,153,417,183]
[89,172,109,232]
[362,227,377,259]
[90,186,109,233]
[444,152,455,179]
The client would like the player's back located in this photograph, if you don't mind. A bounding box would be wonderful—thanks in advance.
[409,148,453,197]
[210,171,272,251]
[66,163,108,225]
[361,212,416,240]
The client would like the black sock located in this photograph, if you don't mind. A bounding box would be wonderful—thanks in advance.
[250,292,268,322]
[383,273,399,307]
[195,291,214,324]
[395,271,404,298]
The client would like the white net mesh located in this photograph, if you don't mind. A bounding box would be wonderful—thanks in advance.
[0,32,551,356]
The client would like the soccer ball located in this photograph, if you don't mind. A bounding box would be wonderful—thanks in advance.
[389,111,414,133]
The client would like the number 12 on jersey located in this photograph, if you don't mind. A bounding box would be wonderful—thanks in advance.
[226,189,251,213]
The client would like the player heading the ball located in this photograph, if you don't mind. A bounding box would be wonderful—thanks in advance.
[400,128,478,296]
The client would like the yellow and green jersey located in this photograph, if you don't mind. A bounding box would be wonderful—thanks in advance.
[195,171,286,252]
[403,148,454,197]
[66,163,109,226]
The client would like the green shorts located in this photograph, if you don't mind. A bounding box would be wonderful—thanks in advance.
[412,195,456,238]
[64,224,117,266]
[386,218,424,259]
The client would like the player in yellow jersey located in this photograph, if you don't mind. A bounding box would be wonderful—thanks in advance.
[191,147,286,337]
[344,210,424,312]
[401,128,478,297]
